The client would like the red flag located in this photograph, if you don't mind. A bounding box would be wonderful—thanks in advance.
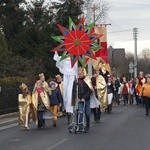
[95,25,108,63]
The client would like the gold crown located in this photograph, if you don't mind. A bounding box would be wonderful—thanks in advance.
[55,74,61,78]
[39,73,44,78]
[19,83,27,90]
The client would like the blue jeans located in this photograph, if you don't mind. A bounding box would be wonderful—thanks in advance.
[78,100,90,127]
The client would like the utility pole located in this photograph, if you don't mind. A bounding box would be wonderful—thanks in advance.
[87,0,93,76]
[133,28,138,78]
[91,4,97,25]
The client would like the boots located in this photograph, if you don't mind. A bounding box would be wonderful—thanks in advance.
[93,107,101,123]
[53,116,57,127]
[107,104,112,114]
[67,113,71,124]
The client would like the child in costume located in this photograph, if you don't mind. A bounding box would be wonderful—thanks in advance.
[49,81,62,127]
[32,80,50,129]
[18,83,31,130]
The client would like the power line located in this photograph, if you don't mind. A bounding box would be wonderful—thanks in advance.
[111,1,150,7]
[108,29,132,33]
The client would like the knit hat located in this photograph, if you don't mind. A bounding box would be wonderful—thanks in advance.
[49,81,56,87]
[145,74,150,78]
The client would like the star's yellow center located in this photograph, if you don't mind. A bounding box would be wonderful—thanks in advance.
[73,38,81,46]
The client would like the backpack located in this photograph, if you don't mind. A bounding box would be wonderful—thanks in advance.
[122,83,128,94]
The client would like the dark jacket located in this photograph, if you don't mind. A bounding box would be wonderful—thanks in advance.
[91,76,98,98]
[107,82,114,94]
[72,77,92,105]
[49,88,62,106]
[38,97,46,111]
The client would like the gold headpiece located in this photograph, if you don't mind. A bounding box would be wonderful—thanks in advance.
[19,83,27,90]
[39,73,44,78]
[36,80,43,86]
[55,74,61,79]
[90,57,111,74]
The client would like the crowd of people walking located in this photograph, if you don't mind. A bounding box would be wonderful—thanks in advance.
[18,55,150,131]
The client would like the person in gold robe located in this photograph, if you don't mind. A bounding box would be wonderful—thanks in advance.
[92,69,108,111]
[32,80,50,129]
[18,83,31,130]
[33,73,51,94]
[91,58,108,112]
[32,73,51,127]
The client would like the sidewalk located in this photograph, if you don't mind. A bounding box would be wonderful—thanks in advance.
[0,112,18,127]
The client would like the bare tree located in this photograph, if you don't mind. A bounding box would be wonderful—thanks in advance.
[83,0,110,24]
[138,48,150,74]
[139,48,150,61]
[92,0,110,23]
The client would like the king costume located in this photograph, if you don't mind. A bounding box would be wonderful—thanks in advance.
[18,83,32,130]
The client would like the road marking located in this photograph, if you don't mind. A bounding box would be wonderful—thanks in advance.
[9,138,21,142]
[0,123,18,131]
[47,139,68,150]
[136,118,145,120]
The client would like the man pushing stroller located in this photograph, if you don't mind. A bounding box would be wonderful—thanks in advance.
[71,67,93,132]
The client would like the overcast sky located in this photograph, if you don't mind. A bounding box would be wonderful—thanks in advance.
[37,0,150,54]
[102,0,150,54]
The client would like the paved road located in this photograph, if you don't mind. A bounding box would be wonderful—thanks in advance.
[0,104,150,150]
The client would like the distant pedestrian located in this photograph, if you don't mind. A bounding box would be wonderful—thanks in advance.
[107,77,114,114]
[139,74,150,116]
[120,77,129,105]
[128,78,135,104]
[135,71,146,105]
[113,77,120,105]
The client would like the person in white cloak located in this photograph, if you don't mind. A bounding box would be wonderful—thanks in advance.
[53,52,77,123]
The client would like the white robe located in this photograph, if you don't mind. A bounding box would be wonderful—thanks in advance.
[108,93,113,105]
[53,53,77,113]
[90,93,100,108]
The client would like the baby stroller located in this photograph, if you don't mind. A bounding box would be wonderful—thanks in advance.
[68,100,87,133]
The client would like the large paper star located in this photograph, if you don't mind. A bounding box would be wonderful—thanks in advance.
[51,17,101,67]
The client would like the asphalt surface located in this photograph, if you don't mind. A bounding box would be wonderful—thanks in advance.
[0,103,150,150]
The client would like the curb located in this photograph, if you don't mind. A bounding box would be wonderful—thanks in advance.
[0,118,18,128]
[0,112,18,119]
[0,112,18,127]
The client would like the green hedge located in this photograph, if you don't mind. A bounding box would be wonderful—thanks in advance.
[0,77,28,88]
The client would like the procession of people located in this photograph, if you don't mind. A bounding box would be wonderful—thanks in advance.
[18,56,150,131]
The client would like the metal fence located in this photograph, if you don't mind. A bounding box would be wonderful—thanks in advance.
[0,87,18,115]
